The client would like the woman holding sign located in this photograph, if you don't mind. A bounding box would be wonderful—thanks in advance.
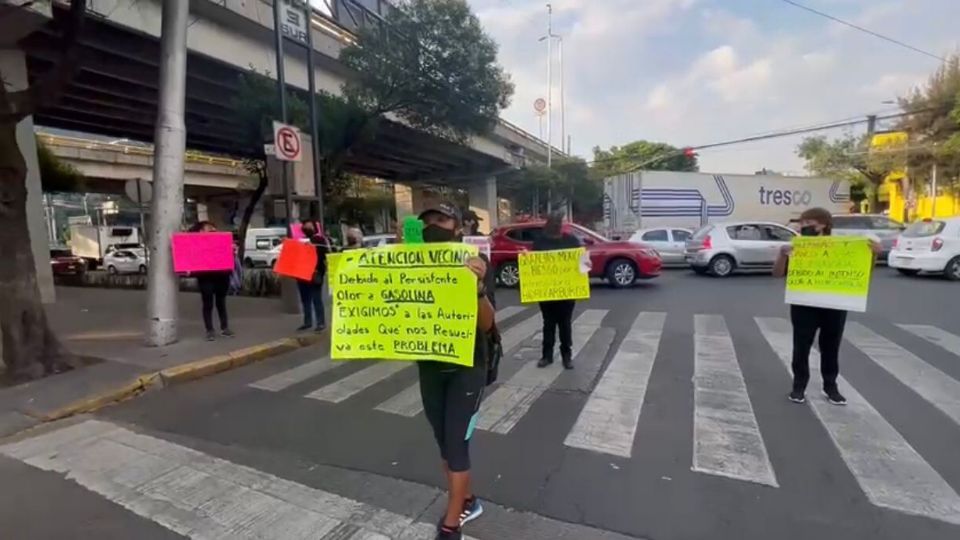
[774,208,880,406]
[295,221,331,333]
[190,221,234,341]
[533,213,583,370]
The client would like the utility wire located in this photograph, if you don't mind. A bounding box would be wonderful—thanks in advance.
[778,0,946,62]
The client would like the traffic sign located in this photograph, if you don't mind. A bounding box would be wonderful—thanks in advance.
[272,121,302,162]
[534,98,547,114]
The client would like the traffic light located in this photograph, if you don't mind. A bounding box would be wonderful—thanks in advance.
[683,147,698,158]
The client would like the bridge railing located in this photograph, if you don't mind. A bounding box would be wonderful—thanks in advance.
[37,133,247,170]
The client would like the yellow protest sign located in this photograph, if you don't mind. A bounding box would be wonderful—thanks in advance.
[518,248,590,303]
[326,252,341,289]
[785,236,873,312]
[331,243,480,366]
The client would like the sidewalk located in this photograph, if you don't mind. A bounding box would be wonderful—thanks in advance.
[0,286,327,437]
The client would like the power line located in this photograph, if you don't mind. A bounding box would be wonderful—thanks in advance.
[778,0,946,62]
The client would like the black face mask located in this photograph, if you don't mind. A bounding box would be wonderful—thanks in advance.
[800,225,821,237]
[423,225,459,243]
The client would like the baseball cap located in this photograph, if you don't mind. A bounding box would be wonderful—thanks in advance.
[418,202,461,224]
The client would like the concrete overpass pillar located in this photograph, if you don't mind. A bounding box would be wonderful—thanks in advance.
[468,177,499,234]
[394,183,427,218]
[0,49,54,303]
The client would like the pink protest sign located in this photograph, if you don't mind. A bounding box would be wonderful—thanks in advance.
[291,223,305,239]
[171,232,234,273]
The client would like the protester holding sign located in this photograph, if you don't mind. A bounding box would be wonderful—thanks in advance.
[416,204,495,540]
[773,208,880,405]
[533,213,584,370]
[188,221,234,341]
[462,209,482,236]
[295,221,331,333]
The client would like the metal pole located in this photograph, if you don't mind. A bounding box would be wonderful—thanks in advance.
[146,0,189,347]
[273,0,293,237]
[136,179,149,266]
[304,3,324,228]
[558,36,564,156]
[545,3,552,169]
[931,162,938,217]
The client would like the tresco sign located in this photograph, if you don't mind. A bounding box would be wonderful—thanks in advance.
[758,186,813,206]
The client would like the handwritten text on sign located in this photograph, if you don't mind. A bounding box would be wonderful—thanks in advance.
[331,243,480,366]
[785,236,873,312]
[518,248,591,303]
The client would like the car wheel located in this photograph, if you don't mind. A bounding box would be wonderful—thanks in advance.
[498,261,520,288]
[606,258,637,288]
[243,258,254,268]
[107,265,118,275]
[139,265,147,274]
[945,257,960,281]
[897,268,920,277]
[708,255,735,277]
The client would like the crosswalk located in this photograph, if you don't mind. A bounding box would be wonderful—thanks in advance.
[243,306,960,527]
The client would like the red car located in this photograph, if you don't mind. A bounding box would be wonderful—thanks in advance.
[49,248,86,276]
[490,221,662,288]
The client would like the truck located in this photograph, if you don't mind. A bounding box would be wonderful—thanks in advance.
[68,223,142,269]
[602,171,852,237]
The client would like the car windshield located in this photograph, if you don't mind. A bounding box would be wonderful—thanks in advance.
[902,221,946,237]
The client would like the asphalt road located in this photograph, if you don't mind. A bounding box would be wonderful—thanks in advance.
[4,267,960,540]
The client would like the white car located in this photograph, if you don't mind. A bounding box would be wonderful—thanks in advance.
[888,217,960,281]
[104,250,148,275]
[629,227,692,266]
[362,234,399,248]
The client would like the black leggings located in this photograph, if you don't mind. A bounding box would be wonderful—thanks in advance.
[791,305,847,392]
[539,300,575,360]
[418,360,486,472]
[198,274,230,332]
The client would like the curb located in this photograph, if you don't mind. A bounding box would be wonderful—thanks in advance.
[39,334,324,423]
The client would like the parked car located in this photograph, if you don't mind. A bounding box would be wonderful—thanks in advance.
[104,243,146,257]
[832,214,904,260]
[686,221,797,277]
[629,227,692,266]
[490,221,662,288]
[243,228,286,268]
[49,247,86,276]
[888,217,960,281]
[362,234,399,248]
[103,250,148,275]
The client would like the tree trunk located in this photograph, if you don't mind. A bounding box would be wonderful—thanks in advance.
[236,166,268,262]
[0,122,75,380]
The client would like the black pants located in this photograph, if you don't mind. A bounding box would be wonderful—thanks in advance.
[791,305,848,392]
[539,300,575,361]
[418,360,486,472]
[198,274,230,332]
[296,280,325,327]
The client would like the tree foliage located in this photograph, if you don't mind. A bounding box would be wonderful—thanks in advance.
[591,140,699,178]
[36,137,86,192]
[897,54,960,184]
[796,134,895,209]
[501,157,601,223]
[339,0,513,142]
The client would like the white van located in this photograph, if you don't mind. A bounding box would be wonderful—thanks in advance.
[243,227,286,268]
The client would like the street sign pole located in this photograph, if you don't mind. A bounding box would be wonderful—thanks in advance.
[304,3,324,229]
[272,0,293,237]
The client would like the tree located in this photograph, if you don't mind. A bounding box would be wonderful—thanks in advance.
[0,0,86,379]
[796,134,897,210]
[500,157,601,223]
[898,54,960,189]
[36,137,86,192]
[591,140,699,179]
[339,0,513,143]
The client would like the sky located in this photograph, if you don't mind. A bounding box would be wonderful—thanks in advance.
[466,0,960,175]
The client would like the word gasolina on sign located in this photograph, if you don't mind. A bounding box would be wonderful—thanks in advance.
[332,243,480,366]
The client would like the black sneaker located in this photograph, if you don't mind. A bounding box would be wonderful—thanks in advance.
[205,330,216,342]
[315,324,326,333]
[296,324,312,332]
[562,357,574,370]
[221,328,235,337]
[537,358,553,368]
[788,390,806,404]
[460,496,484,526]
[435,524,462,540]
[823,388,847,406]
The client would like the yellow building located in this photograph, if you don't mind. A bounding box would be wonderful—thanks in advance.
[870,132,960,221]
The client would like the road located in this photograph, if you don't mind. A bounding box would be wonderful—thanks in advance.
[3,268,960,540]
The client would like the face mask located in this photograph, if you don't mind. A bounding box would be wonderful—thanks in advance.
[423,224,459,243]
[800,225,821,237]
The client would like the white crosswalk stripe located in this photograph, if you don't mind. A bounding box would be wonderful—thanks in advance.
[306,362,409,404]
[756,317,960,525]
[249,356,334,392]
[477,309,607,434]
[564,312,664,458]
[692,315,777,486]
[897,324,960,358]
[845,322,960,428]
[0,420,455,539]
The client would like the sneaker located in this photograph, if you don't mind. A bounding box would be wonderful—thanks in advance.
[205,330,216,342]
[537,358,553,368]
[296,324,312,332]
[315,324,326,333]
[435,524,462,540]
[460,496,484,526]
[221,328,235,337]
[788,390,806,404]
[562,358,574,370]
[823,388,847,406]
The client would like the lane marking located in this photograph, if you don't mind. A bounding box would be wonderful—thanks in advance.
[564,312,665,458]
[477,310,607,434]
[0,420,445,539]
[691,315,777,486]
[495,305,526,322]
[897,324,960,358]
[846,322,960,427]
[249,356,334,392]
[756,317,960,525]
[305,362,409,404]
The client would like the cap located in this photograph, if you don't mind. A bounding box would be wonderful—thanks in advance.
[462,209,482,222]
[418,202,461,224]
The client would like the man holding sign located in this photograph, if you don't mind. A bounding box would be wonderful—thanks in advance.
[774,208,881,406]
[531,213,585,370]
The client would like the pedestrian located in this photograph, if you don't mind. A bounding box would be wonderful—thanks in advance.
[343,225,363,250]
[295,221,330,333]
[533,213,582,370]
[190,221,234,341]
[416,203,496,540]
[773,207,880,405]
[462,209,482,236]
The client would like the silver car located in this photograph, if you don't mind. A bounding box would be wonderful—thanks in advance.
[629,227,692,266]
[831,214,903,260]
[685,221,797,277]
